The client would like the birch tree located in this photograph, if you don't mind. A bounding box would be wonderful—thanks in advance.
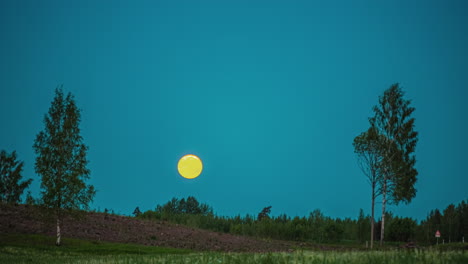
[353,127,383,249]
[369,83,418,246]
[33,87,95,246]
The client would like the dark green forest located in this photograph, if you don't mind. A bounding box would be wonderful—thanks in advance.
[136,196,467,245]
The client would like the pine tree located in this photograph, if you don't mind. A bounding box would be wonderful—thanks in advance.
[258,206,272,221]
[0,150,32,204]
[133,206,142,217]
[33,87,95,246]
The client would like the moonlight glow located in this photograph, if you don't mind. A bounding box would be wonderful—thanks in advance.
[177,154,203,179]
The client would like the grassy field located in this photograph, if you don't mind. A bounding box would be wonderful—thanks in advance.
[1,234,467,264]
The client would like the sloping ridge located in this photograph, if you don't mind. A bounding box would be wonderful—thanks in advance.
[0,204,291,252]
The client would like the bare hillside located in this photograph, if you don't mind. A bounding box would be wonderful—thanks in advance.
[0,204,292,252]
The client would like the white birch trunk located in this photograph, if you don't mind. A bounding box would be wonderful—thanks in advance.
[380,180,387,247]
[56,218,61,246]
[371,191,375,249]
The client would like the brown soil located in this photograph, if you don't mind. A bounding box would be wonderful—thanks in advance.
[0,204,293,252]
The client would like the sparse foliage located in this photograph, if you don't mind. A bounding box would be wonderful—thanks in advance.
[353,127,383,248]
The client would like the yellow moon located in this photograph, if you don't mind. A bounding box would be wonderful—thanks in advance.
[177,154,203,179]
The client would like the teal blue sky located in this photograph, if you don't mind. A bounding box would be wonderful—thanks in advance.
[1,0,467,220]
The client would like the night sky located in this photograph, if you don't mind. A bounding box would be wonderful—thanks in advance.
[1,0,467,220]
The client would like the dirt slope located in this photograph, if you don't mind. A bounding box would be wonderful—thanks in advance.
[0,204,292,252]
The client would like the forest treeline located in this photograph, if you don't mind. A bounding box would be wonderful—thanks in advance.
[136,196,467,245]
[1,85,465,247]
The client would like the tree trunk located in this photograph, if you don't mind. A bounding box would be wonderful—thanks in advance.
[380,179,387,247]
[56,218,61,246]
[371,186,375,249]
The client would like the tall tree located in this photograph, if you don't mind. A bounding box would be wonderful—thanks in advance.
[356,208,368,243]
[257,206,272,221]
[456,200,467,242]
[33,87,95,246]
[442,204,457,243]
[0,150,32,203]
[185,196,201,214]
[369,83,418,246]
[353,127,383,248]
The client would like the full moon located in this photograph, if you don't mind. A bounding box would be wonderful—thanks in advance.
[177,154,203,179]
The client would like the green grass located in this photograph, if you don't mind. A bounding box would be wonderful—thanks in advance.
[0,233,190,257]
[1,233,467,264]
[433,243,468,251]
